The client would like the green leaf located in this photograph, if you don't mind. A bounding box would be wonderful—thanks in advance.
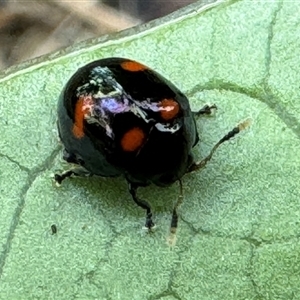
[1,0,299,299]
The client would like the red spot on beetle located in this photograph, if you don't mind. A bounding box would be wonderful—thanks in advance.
[159,99,179,121]
[72,96,93,138]
[121,127,145,152]
[121,61,147,72]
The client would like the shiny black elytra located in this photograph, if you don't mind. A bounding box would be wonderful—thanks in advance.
[55,57,249,243]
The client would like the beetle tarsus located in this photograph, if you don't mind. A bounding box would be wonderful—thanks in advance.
[54,170,75,185]
[54,167,92,185]
[194,104,217,116]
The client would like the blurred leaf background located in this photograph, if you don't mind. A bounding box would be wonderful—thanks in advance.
[0,0,197,69]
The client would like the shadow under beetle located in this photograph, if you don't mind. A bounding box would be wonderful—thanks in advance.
[54,57,250,244]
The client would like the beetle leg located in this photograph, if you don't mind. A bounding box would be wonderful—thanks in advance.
[167,179,183,246]
[54,167,91,186]
[128,182,155,230]
[62,149,85,165]
[188,118,251,173]
[62,149,78,164]
[193,104,217,116]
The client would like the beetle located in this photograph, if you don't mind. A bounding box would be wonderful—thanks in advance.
[54,57,249,242]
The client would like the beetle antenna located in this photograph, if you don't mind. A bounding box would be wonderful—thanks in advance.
[188,118,251,173]
[167,179,184,246]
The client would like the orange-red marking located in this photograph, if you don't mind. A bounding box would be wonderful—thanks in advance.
[159,99,179,121]
[121,60,147,72]
[121,127,145,152]
[72,96,92,138]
